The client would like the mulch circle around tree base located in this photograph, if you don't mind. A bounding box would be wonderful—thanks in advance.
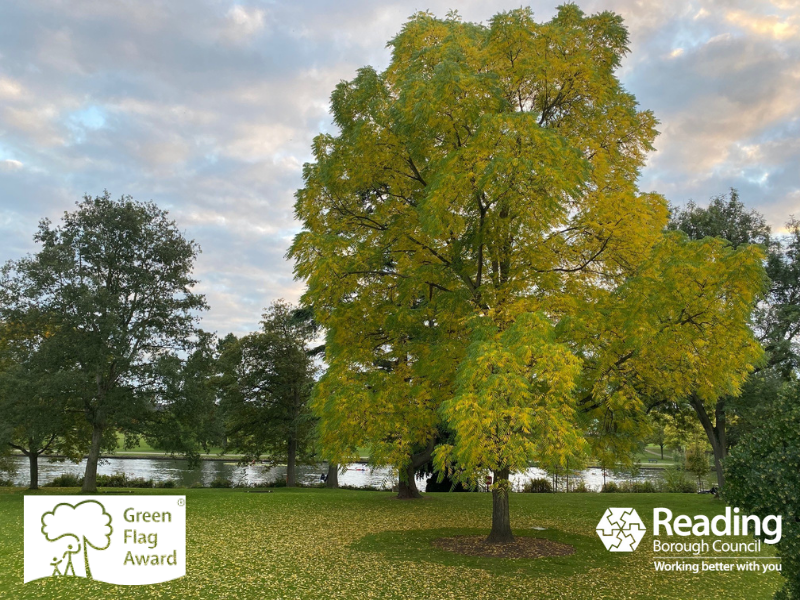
[432,535,575,559]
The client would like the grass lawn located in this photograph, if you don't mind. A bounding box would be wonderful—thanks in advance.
[113,433,232,458]
[0,488,782,599]
[110,434,371,462]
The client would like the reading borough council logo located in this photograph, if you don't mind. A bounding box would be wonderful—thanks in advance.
[596,508,646,552]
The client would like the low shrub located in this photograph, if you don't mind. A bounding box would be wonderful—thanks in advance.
[124,477,155,488]
[660,467,697,493]
[91,473,154,488]
[155,480,177,488]
[601,481,619,493]
[571,481,589,493]
[209,476,233,488]
[616,481,658,493]
[44,473,83,487]
[339,484,383,491]
[96,473,127,487]
[523,478,553,493]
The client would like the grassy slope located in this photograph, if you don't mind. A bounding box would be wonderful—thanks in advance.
[0,488,781,600]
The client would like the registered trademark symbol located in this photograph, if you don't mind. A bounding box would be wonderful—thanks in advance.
[177,498,185,507]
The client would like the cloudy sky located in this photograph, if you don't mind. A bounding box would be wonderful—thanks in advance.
[1,1,798,335]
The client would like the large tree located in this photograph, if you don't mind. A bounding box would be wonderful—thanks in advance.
[220,301,317,487]
[0,192,206,492]
[291,7,764,541]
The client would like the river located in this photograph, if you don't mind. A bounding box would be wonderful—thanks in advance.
[5,455,663,491]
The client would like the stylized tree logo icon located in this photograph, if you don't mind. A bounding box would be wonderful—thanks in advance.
[41,500,113,579]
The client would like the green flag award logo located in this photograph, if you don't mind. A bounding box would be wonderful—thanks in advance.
[24,496,186,585]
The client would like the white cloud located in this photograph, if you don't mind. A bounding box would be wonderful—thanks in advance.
[726,9,799,40]
[0,77,23,99]
[222,5,267,43]
[0,0,799,332]
[0,159,23,171]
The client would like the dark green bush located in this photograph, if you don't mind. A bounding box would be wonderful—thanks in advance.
[44,473,82,487]
[725,383,800,600]
[96,473,128,487]
[209,476,232,488]
[155,480,177,488]
[124,477,155,488]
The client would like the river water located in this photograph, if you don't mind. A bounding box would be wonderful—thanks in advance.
[5,456,662,491]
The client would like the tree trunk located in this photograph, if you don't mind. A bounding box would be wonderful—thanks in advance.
[28,452,39,490]
[487,467,513,543]
[82,424,103,493]
[660,444,664,460]
[690,395,726,489]
[395,437,436,499]
[326,463,339,489]
[286,437,297,487]
[396,463,422,499]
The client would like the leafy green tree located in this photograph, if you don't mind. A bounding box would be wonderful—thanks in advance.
[141,330,225,466]
[0,319,87,489]
[683,433,711,490]
[725,382,800,600]
[669,189,771,249]
[291,7,765,541]
[221,301,317,487]
[646,413,668,460]
[0,192,206,492]
[669,190,800,486]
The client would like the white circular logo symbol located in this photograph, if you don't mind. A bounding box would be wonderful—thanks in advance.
[596,508,646,552]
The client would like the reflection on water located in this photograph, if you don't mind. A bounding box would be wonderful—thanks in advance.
[7,456,661,491]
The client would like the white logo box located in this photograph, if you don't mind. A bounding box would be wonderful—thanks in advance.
[24,495,186,585]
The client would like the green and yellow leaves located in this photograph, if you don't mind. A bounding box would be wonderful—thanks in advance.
[436,312,583,485]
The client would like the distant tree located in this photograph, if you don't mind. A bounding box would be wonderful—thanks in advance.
[683,433,711,490]
[669,189,771,248]
[647,414,668,459]
[221,301,317,486]
[0,192,206,492]
[141,330,225,466]
[669,191,800,487]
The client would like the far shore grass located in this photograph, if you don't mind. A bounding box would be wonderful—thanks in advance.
[0,488,780,599]
[9,439,680,469]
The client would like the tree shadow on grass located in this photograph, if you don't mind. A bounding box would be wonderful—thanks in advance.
[351,528,622,576]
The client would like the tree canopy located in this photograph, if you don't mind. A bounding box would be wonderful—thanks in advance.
[290,6,766,541]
